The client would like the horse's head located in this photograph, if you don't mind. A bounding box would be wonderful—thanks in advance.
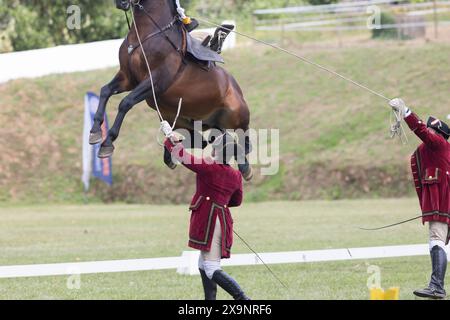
[115,0,132,11]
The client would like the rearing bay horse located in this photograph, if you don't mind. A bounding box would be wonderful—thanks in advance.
[89,0,252,179]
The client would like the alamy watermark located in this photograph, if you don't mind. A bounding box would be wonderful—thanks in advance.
[168,121,280,176]
[67,5,81,30]
[366,264,381,289]
[66,267,81,290]
[367,5,382,30]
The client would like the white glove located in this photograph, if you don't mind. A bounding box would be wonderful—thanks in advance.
[160,121,173,137]
[389,98,411,118]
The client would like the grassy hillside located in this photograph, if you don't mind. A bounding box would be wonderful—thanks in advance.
[0,40,449,204]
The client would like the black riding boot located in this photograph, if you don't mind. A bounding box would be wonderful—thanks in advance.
[212,270,250,300]
[414,246,447,299]
[199,269,217,300]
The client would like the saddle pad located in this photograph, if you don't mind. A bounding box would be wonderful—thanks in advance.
[186,33,224,64]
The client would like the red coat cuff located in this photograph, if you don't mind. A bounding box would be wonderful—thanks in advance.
[404,112,423,132]
[164,138,175,152]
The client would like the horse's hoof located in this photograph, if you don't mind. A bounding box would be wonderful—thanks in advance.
[89,131,103,145]
[242,166,253,181]
[167,162,177,170]
[98,145,115,158]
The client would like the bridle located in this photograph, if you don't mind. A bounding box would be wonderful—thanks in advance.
[123,0,184,56]
[120,0,185,135]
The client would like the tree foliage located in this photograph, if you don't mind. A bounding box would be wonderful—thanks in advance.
[1,0,338,52]
[1,0,128,52]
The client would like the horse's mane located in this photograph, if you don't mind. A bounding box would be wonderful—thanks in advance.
[167,0,176,15]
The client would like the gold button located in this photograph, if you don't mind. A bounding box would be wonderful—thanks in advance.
[206,197,210,201]
[224,205,227,208]
[429,176,433,179]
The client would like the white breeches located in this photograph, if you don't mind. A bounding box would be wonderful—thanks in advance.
[429,221,448,251]
[198,219,222,279]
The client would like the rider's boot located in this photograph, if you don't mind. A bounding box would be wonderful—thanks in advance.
[200,269,217,300]
[212,270,250,300]
[414,245,447,299]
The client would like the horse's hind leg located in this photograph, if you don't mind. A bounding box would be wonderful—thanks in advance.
[220,88,253,181]
[90,71,130,145]
[98,79,152,158]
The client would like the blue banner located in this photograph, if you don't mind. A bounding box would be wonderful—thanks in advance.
[82,92,113,190]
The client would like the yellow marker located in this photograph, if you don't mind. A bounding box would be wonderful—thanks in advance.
[182,17,192,25]
[370,288,385,300]
[384,287,400,300]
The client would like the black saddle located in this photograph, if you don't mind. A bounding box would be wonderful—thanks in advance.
[185,24,235,68]
[186,33,224,64]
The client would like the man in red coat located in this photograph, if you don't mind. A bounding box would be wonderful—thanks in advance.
[161,122,250,300]
[390,98,450,299]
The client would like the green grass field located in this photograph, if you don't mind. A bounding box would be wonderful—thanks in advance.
[0,199,436,300]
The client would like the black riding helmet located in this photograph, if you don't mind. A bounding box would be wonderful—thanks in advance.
[427,116,450,140]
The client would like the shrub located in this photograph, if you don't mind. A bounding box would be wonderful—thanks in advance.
[372,12,398,39]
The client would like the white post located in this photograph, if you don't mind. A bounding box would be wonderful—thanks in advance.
[176,251,200,275]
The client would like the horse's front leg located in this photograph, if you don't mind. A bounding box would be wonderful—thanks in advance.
[90,72,130,145]
[98,79,154,158]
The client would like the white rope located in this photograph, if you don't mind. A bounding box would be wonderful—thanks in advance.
[172,98,183,130]
[155,98,183,147]
[390,110,409,144]
[196,17,409,143]
[130,3,182,141]
[197,17,391,101]
[131,6,164,121]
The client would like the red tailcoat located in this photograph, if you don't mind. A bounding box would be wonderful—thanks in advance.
[405,113,450,227]
[165,139,243,259]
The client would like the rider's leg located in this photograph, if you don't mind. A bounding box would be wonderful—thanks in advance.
[200,219,250,300]
[198,253,217,300]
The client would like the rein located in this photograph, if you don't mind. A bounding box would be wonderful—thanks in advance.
[127,0,183,141]
[126,1,183,56]
[126,15,180,55]
[358,215,423,231]
[195,17,409,144]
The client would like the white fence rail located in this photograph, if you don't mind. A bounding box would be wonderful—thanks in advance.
[0,22,236,84]
[254,0,400,15]
[0,243,431,279]
[253,1,450,33]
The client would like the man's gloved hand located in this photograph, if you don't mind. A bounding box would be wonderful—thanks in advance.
[389,98,411,118]
[161,120,185,144]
